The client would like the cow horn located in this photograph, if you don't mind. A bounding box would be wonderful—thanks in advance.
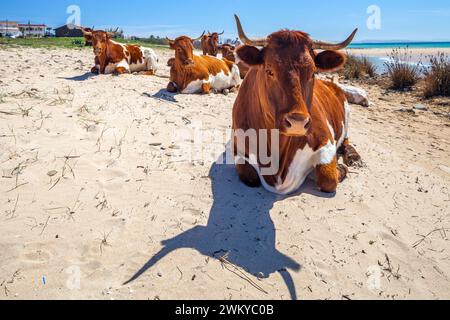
[192,31,206,42]
[234,14,267,46]
[218,30,225,36]
[165,37,174,43]
[80,27,92,36]
[312,28,358,50]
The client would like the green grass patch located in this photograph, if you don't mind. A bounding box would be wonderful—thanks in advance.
[0,37,169,50]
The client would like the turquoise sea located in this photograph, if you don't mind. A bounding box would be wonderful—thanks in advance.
[347,42,450,74]
[349,42,450,49]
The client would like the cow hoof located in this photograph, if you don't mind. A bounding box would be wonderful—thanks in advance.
[167,82,178,93]
[223,89,230,96]
[343,146,362,167]
[212,88,219,94]
[242,178,262,188]
[337,164,349,183]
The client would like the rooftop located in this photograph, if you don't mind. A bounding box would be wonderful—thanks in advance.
[18,23,47,27]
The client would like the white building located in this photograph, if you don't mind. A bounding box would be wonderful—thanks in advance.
[0,21,21,37]
[18,23,47,37]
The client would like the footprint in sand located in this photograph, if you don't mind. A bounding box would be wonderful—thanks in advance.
[22,248,53,265]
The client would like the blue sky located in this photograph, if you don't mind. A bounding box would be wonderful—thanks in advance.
[2,0,450,41]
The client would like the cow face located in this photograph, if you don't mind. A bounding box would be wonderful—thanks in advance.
[234,15,356,137]
[220,44,236,61]
[167,33,204,66]
[168,36,195,66]
[82,29,113,57]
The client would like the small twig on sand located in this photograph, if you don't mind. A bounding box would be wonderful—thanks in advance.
[412,228,449,249]
[39,216,51,236]
[0,110,18,116]
[218,254,268,295]
[5,194,20,220]
[177,266,183,281]
[99,230,113,255]
[49,153,79,190]
[379,254,402,281]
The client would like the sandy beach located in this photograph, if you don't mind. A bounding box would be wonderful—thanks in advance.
[348,47,450,57]
[0,46,449,300]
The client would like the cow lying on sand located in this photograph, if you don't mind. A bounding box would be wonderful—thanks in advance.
[232,15,361,195]
[81,28,159,75]
[166,34,241,94]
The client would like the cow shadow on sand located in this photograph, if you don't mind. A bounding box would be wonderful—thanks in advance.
[61,72,97,82]
[146,89,179,103]
[124,153,332,300]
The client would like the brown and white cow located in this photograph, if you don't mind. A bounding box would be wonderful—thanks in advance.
[166,34,241,94]
[81,28,159,75]
[232,15,361,195]
[220,43,250,79]
[201,31,224,56]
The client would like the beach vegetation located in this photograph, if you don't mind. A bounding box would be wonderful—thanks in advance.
[423,52,450,98]
[385,48,421,90]
[341,55,377,80]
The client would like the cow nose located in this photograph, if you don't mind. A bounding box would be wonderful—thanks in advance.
[283,113,312,136]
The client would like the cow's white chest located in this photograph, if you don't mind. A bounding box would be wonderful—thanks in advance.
[104,59,128,74]
[239,103,350,195]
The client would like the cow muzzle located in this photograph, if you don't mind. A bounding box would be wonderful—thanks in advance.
[184,59,195,66]
[282,113,312,137]
[94,48,103,56]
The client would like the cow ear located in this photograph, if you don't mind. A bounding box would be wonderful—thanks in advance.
[314,50,347,73]
[235,45,264,66]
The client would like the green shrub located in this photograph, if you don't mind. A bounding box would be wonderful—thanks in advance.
[71,39,84,47]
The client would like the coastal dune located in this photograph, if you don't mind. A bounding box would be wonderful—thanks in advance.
[0,46,449,300]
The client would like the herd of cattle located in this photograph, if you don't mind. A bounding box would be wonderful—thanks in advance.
[79,15,362,195]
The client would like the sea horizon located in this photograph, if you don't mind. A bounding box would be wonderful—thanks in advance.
[349,41,450,49]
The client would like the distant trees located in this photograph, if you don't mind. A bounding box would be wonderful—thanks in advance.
[128,35,168,45]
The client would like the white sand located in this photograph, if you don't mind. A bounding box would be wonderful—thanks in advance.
[347,48,450,62]
[0,47,449,300]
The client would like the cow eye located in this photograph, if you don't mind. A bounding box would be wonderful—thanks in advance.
[266,69,274,77]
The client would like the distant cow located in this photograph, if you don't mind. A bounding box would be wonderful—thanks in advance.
[201,31,224,56]
[82,27,94,46]
[232,15,361,195]
[166,34,241,94]
[81,28,159,75]
[220,43,249,79]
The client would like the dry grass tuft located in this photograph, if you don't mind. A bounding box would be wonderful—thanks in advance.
[385,48,421,90]
[341,55,377,80]
[423,53,450,98]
